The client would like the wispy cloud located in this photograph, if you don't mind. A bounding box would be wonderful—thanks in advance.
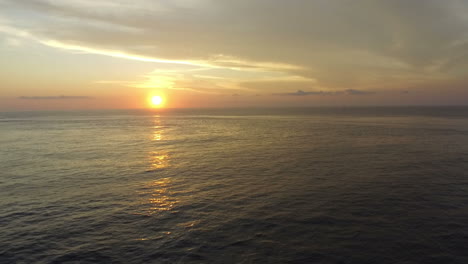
[273,90,325,96]
[273,89,374,96]
[3,0,468,99]
[1,23,301,74]
[344,89,374,95]
[19,96,92,100]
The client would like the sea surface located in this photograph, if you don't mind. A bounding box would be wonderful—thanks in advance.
[1,107,468,264]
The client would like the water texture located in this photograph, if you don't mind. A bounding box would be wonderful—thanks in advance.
[1,107,468,263]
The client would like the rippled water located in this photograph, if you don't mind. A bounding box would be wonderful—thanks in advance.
[1,107,468,263]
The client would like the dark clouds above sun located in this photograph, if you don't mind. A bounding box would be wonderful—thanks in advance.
[1,0,468,109]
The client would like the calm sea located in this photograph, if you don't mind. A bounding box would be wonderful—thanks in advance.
[1,107,468,263]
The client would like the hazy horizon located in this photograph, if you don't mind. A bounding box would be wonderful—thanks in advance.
[4,104,468,113]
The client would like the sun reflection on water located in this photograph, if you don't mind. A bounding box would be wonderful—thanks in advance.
[152,115,163,141]
[137,178,177,216]
[149,151,169,170]
[139,114,177,215]
[148,115,170,170]
[144,178,177,213]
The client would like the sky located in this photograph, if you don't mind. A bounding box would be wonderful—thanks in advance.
[1,0,468,110]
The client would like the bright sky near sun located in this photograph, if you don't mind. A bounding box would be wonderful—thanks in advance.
[1,0,468,110]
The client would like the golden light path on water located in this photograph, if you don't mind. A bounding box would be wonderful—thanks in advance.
[139,114,177,217]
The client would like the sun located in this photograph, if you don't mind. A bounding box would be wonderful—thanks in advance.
[150,95,164,108]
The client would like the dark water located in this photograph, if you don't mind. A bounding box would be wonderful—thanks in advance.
[1,107,468,263]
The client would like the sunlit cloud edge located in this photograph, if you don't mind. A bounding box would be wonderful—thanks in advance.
[0,24,303,74]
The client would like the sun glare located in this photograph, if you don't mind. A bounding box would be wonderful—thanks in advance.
[150,95,164,108]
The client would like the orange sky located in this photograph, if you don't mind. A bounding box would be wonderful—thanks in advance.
[1,0,468,110]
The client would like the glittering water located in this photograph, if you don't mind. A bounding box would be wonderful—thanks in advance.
[1,107,468,263]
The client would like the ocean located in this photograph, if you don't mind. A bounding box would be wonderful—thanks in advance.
[1,107,468,263]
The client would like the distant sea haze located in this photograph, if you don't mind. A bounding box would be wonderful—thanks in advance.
[1,107,468,263]
[18,95,92,100]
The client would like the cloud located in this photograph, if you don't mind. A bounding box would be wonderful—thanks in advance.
[273,90,326,96]
[274,89,374,96]
[2,0,468,93]
[344,89,374,95]
[96,68,251,94]
[19,96,92,100]
[4,37,22,47]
